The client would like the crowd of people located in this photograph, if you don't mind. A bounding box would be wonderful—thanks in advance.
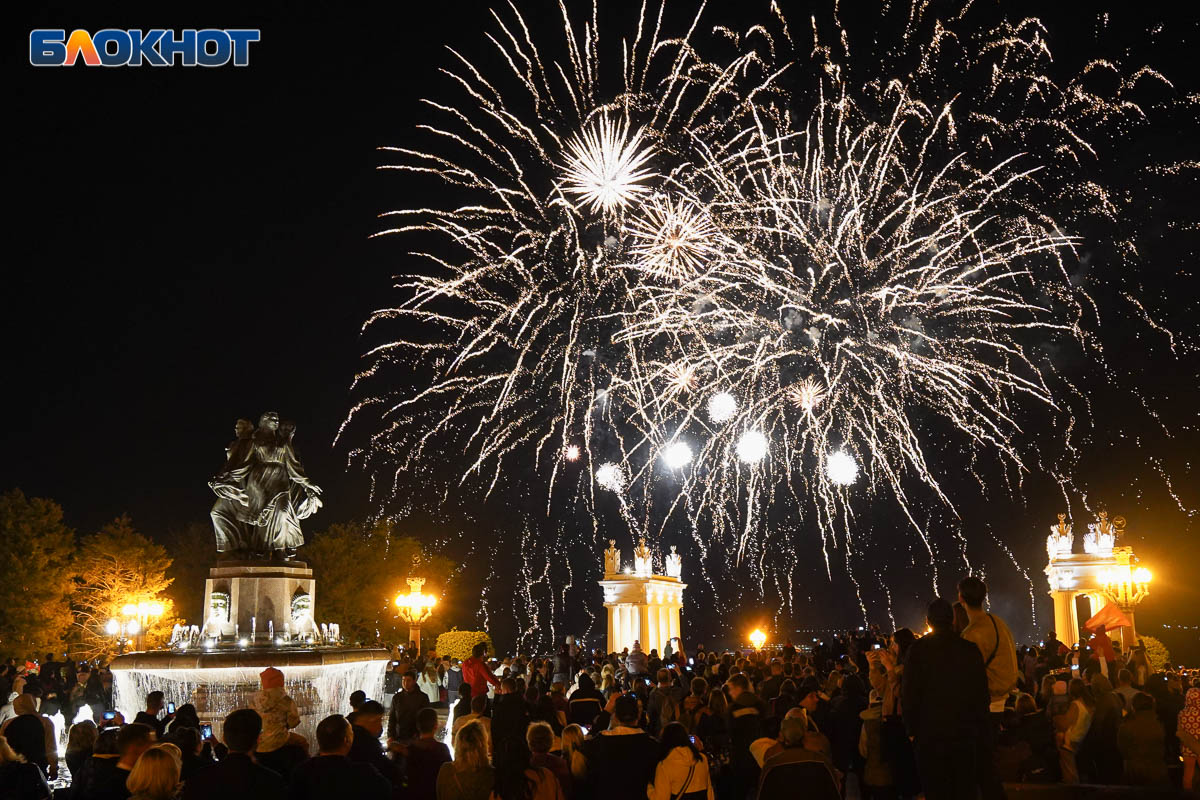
[1,576,1197,799]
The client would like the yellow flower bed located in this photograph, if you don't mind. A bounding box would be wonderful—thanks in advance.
[435,628,493,660]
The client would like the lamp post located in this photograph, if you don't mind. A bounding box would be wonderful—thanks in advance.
[116,601,164,652]
[394,576,437,655]
[1100,563,1151,650]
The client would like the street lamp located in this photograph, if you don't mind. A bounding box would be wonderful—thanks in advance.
[749,628,767,651]
[394,576,437,654]
[1101,565,1151,609]
[114,601,164,652]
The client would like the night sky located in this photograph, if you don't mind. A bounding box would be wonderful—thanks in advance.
[8,2,1199,656]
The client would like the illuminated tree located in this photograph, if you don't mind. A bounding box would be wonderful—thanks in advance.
[72,515,177,659]
[0,489,75,661]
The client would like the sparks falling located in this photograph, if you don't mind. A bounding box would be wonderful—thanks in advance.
[341,0,1190,645]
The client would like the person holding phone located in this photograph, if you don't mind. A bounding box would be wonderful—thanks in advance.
[647,721,715,799]
[133,690,173,737]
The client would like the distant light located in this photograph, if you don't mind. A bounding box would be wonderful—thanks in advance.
[565,444,581,462]
[826,450,858,485]
[238,638,249,648]
[662,440,693,469]
[275,637,284,646]
[707,392,737,423]
[737,431,768,463]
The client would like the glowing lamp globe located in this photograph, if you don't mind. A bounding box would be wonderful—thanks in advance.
[125,619,141,636]
[737,431,768,463]
[826,450,858,486]
[749,629,767,649]
[1133,567,1152,584]
[105,619,120,636]
[662,441,693,469]
[707,392,737,423]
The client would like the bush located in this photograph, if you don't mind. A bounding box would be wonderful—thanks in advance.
[436,628,493,660]
[1138,634,1171,672]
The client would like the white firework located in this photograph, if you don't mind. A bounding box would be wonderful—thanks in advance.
[661,440,693,469]
[787,377,827,412]
[626,195,722,281]
[736,431,769,464]
[707,392,737,423]
[826,450,859,486]
[562,116,656,214]
[595,462,626,493]
[662,361,699,398]
[347,0,1184,642]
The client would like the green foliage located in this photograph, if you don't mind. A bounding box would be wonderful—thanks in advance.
[72,515,177,659]
[303,521,455,646]
[0,490,76,660]
[1138,634,1171,672]
[435,628,493,660]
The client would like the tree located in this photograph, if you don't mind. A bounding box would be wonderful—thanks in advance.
[164,521,217,624]
[303,521,455,646]
[72,515,177,659]
[0,489,76,660]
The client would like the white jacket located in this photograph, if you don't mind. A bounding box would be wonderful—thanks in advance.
[647,746,715,800]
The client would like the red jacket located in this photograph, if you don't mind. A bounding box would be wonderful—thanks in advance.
[461,656,500,692]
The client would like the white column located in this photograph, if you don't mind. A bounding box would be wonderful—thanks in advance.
[606,605,615,654]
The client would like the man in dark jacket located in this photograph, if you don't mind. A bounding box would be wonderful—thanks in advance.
[582,694,660,797]
[490,677,530,747]
[181,709,286,800]
[131,691,172,737]
[387,672,430,744]
[290,714,391,800]
[349,699,402,794]
[902,597,990,800]
[759,662,785,705]
[727,673,766,798]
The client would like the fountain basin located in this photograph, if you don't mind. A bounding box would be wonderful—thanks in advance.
[110,647,390,742]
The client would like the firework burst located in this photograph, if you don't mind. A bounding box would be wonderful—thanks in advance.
[343,0,1189,646]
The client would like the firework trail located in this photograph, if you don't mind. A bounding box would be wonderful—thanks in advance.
[342,0,1190,645]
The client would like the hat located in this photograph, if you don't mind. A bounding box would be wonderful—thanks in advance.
[260,667,285,689]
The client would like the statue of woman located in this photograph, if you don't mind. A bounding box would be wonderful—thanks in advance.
[209,411,322,560]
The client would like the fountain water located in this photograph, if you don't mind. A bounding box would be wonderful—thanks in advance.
[110,560,389,742]
[111,650,388,742]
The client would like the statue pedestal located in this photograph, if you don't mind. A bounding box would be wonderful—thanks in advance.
[202,562,317,641]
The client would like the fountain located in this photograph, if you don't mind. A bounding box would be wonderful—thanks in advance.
[109,411,390,742]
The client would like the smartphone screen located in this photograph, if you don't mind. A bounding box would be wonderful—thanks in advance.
[103,711,116,720]
[167,702,176,714]
[200,724,213,739]
[872,644,882,650]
